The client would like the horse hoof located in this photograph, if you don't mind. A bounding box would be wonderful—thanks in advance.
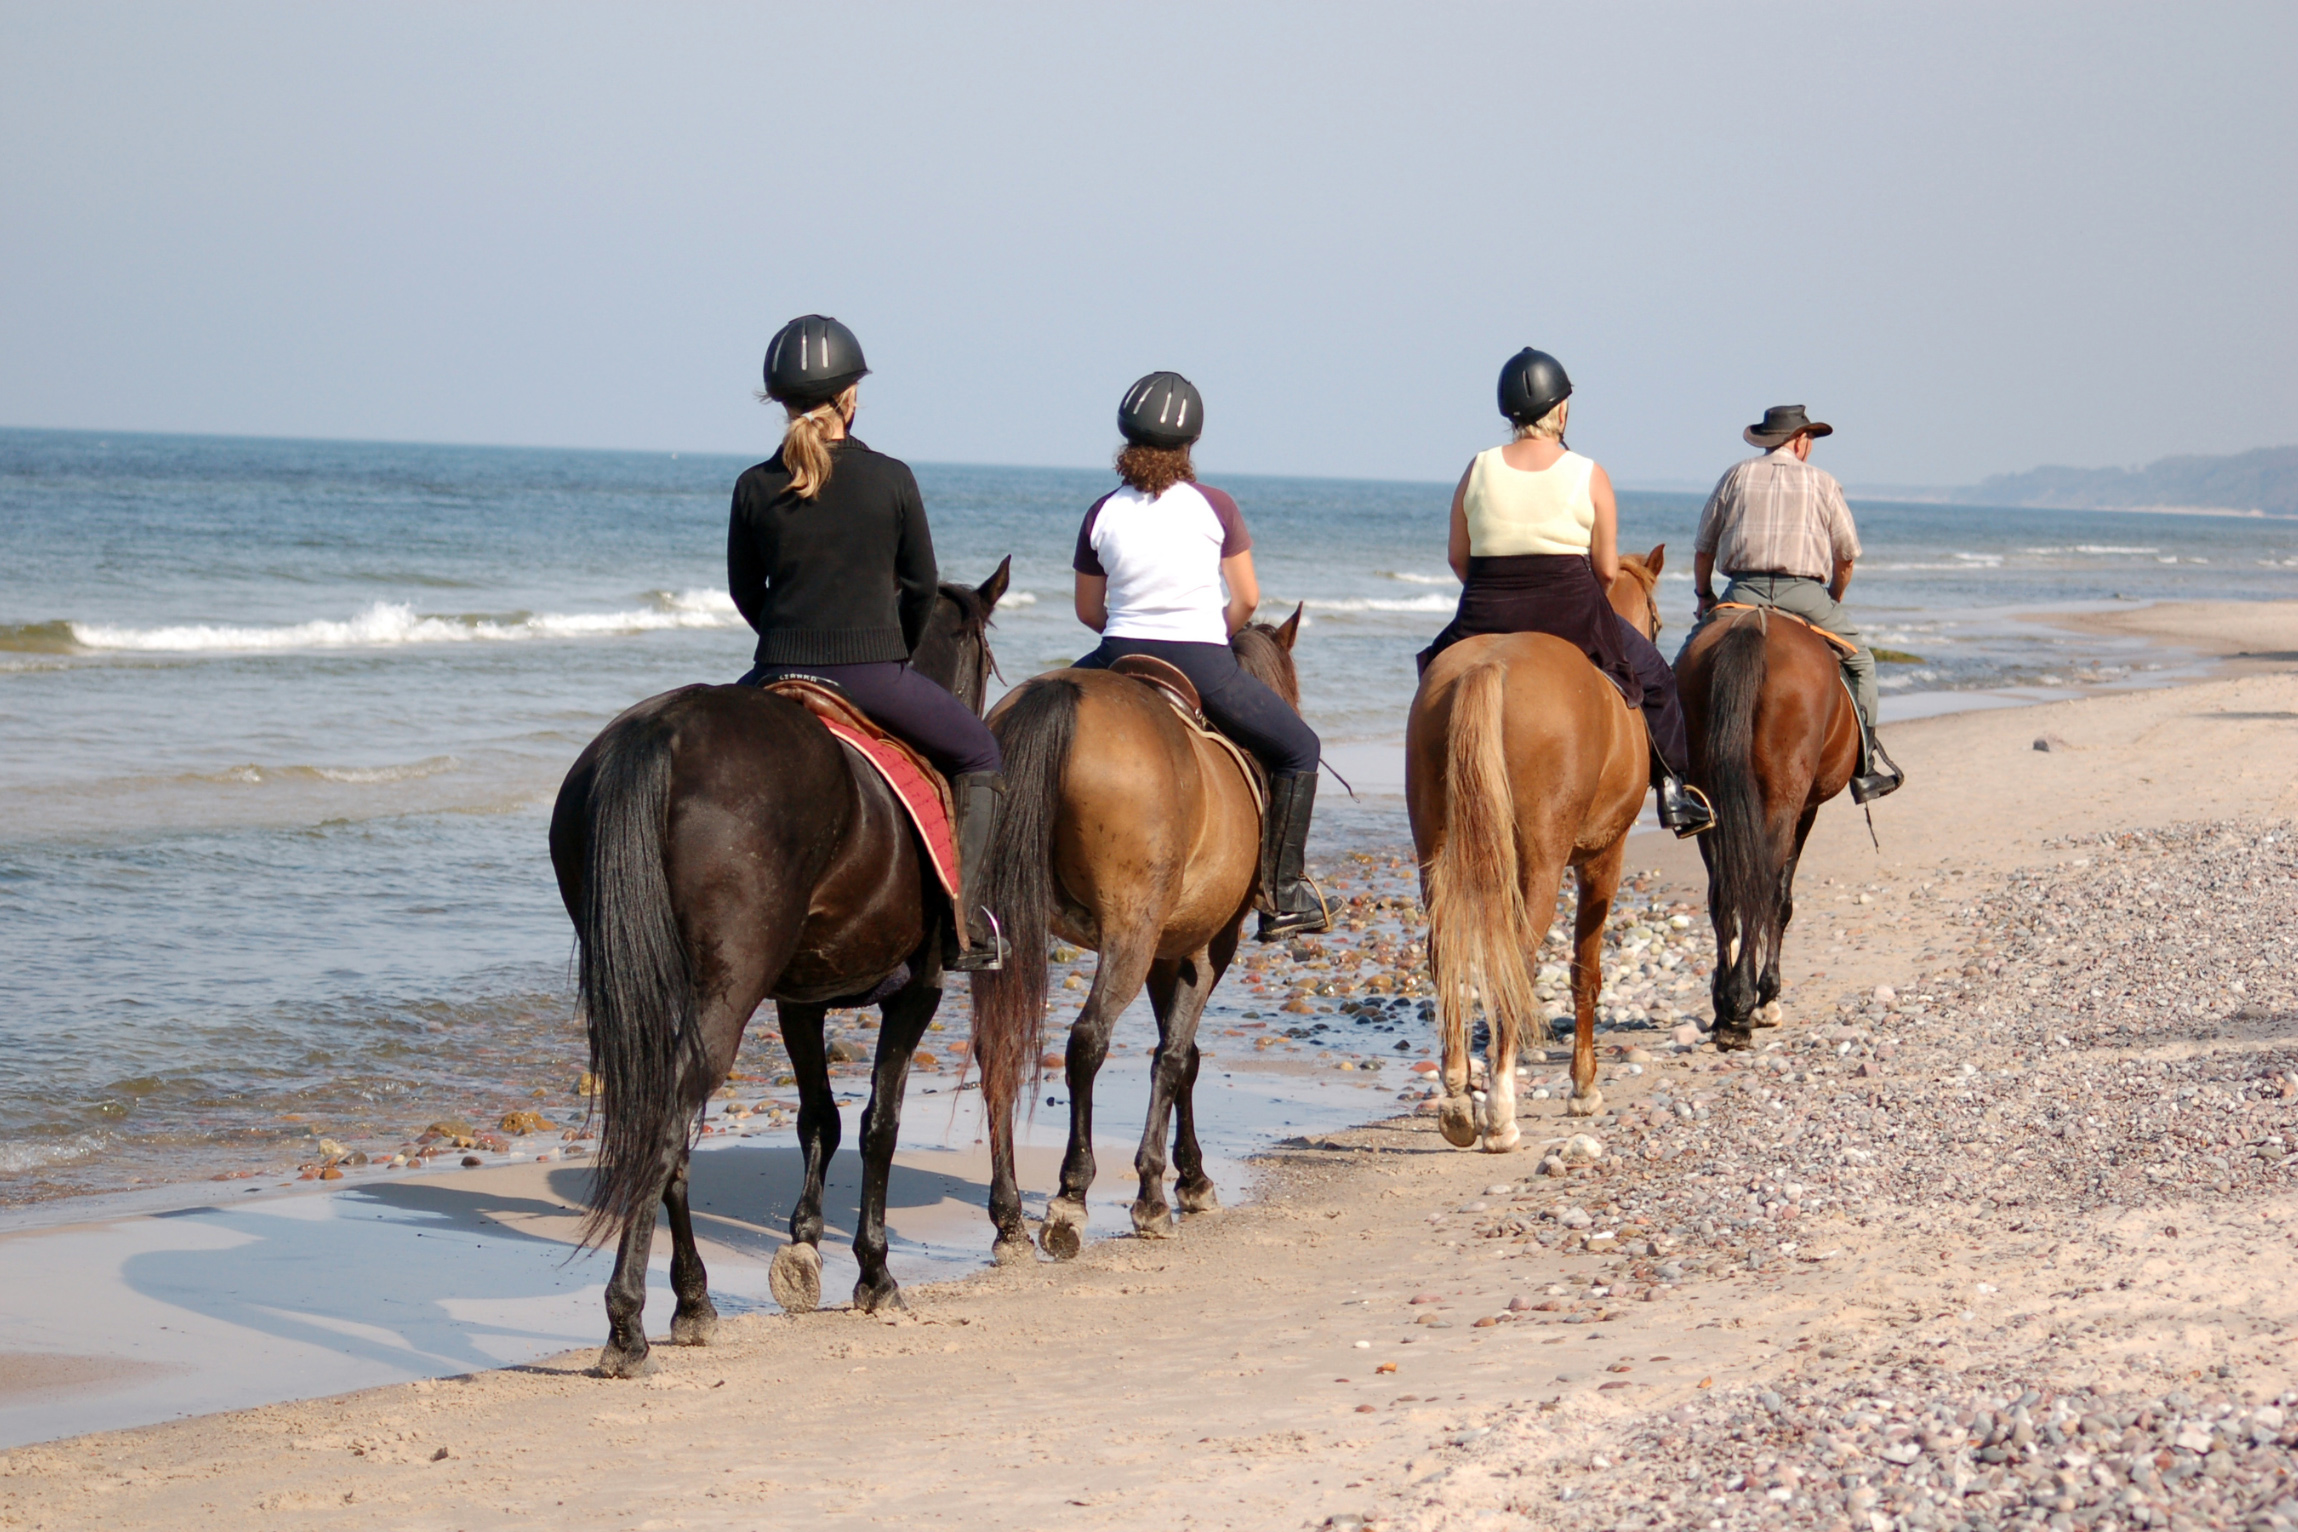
[768,1242,822,1315]
[1176,1180,1221,1215]
[852,1278,907,1315]
[1130,1202,1176,1239]
[1566,1090,1603,1118]
[1481,1124,1522,1154]
[1755,1001,1783,1028]
[1038,1199,1087,1261]
[992,1236,1036,1266]
[1437,1096,1479,1148]
[669,1303,718,1347]
[595,1342,650,1379]
[1713,1027,1754,1053]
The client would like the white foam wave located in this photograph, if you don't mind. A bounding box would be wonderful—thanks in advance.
[1300,593,1457,614]
[652,587,738,614]
[70,600,745,653]
[2020,545,2161,556]
[0,1134,109,1175]
[1376,570,1460,586]
[1001,590,1039,606]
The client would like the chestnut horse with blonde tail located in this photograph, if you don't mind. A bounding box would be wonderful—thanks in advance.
[1675,605,1859,1048]
[1406,548,1666,1151]
[968,611,1306,1260]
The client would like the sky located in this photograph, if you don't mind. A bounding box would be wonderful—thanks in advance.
[2,3,2292,488]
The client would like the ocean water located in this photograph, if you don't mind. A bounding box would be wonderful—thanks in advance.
[3,426,2294,1203]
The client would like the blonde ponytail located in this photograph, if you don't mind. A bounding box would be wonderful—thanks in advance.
[776,385,857,499]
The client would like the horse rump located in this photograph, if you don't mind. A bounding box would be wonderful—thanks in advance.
[559,703,711,1247]
[967,676,1081,1123]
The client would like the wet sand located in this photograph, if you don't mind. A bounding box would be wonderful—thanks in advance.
[1,603,2294,1529]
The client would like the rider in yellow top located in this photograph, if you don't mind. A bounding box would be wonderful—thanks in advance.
[1419,348,1713,837]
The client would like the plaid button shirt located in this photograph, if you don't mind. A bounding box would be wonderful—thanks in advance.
[1694,448,1863,580]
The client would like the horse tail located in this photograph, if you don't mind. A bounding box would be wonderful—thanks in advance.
[569,709,708,1248]
[1426,661,1539,1067]
[1705,616,1775,1008]
[967,676,1080,1127]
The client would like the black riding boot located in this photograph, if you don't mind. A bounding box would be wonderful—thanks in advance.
[1655,771,1715,837]
[948,771,1009,972]
[1849,721,1905,804]
[1255,771,1330,943]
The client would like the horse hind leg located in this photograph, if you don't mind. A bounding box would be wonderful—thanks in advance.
[1755,807,1820,1028]
[1040,926,1157,1261]
[1566,844,1627,1118]
[598,1131,685,1377]
[663,1149,717,1346]
[1133,948,1219,1238]
[1172,922,1238,1214]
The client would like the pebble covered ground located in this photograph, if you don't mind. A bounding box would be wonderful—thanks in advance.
[1334,820,2298,1532]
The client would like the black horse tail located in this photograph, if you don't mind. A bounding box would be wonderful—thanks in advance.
[1705,616,1774,1021]
[967,677,1079,1128]
[571,709,709,1248]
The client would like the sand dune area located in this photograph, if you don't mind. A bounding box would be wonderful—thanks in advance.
[3,603,2297,1531]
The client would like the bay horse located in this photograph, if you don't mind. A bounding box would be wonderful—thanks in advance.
[1405,548,1666,1151]
[548,560,1007,1376]
[966,610,1304,1261]
[1675,604,1858,1048]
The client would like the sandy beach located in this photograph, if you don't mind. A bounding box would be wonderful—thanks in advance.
[2,602,2295,1530]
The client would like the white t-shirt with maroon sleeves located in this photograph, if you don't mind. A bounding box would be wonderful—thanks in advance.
[1071,481,1252,645]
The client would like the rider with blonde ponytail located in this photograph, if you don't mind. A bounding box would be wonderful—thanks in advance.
[728,315,1008,970]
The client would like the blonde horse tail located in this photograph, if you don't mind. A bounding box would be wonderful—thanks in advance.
[1425,661,1537,1144]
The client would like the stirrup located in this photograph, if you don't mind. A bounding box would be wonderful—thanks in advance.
[949,907,1007,972]
[1662,783,1715,839]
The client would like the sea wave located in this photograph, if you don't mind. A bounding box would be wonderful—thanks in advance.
[188,756,464,787]
[1300,593,1458,614]
[0,1132,110,1175]
[2021,545,2162,556]
[62,599,747,654]
[1376,570,1460,586]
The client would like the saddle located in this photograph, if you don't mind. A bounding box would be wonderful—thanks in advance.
[762,679,959,899]
[1100,656,1267,820]
[1710,601,1863,658]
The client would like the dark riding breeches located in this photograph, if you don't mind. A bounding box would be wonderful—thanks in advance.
[1072,636,1320,776]
[740,659,1003,775]
[1618,617,1690,779]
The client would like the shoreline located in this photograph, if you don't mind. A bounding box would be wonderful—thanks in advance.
[1,603,2294,1524]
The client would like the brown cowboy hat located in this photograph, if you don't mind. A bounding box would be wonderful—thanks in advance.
[1744,405,1834,448]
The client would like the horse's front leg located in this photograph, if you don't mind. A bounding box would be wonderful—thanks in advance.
[663,1149,717,1346]
[1133,947,1219,1238]
[1171,921,1239,1214]
[1567,844,1626,1117]
[769,1000,836,1314]
[1040,929,1157,1261]
[851,971,941,1313]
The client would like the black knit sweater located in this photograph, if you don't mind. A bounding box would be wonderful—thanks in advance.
[726,438,940,666]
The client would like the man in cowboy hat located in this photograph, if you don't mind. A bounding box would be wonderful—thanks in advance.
[1688,405,1904,801]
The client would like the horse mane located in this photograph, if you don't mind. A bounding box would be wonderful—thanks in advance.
[1231,622,1300,708]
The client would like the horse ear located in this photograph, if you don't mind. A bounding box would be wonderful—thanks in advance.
[976,556,1011,614]
[1645,544,1665,577]
[1276,602,1303,651]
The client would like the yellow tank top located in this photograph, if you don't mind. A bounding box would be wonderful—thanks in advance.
[1464,447,1596,557]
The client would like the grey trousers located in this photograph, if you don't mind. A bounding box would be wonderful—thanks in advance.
[1687,574,1878,728]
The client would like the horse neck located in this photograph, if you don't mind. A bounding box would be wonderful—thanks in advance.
[1231,630,1300,709]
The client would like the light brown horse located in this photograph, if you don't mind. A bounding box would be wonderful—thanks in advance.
[1675,605,1859,1048]
[1405,549,1665,1151]
[967,612,1303,1260]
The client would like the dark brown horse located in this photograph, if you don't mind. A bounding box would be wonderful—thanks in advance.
[1405,549,1666,1148]
[548,561,1008,1376]
[1676,604,1859,1048]
[966,612,1304,1261]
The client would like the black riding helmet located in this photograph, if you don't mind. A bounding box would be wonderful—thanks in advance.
[763,315,869,406]
[1118,371,1204,449]
[1497,347,1572,427]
